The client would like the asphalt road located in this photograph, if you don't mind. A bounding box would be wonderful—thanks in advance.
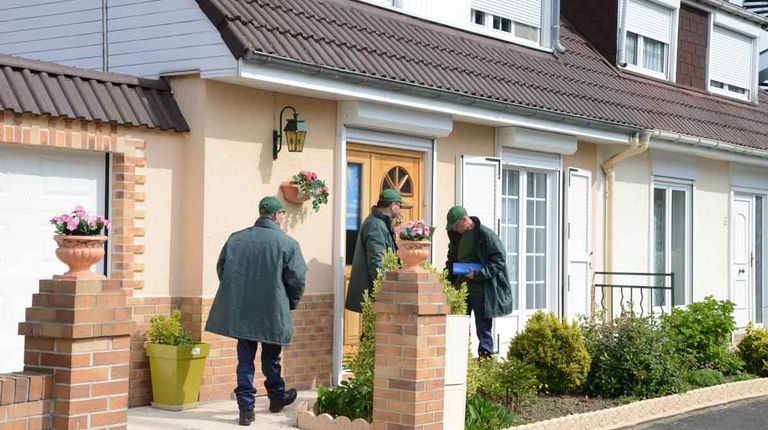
[627,396,768,430]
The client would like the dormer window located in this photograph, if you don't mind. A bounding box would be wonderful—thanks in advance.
[709,25,754,101]
[469,1,542,44]
[622,0,673,79]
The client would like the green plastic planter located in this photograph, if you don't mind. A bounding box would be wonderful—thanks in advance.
[146,343,210,410]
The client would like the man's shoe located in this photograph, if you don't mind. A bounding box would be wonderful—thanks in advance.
[269,389,298,413]
[238,409,255,426]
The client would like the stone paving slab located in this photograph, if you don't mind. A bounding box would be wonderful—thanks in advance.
[627,396,768,430]
[128,390,316,430]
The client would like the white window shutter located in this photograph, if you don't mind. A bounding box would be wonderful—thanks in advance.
[471,0,541,28]
[711,26,753,90]
[566,168,592,321]
[626,0,673,44]
[457,156,501,234]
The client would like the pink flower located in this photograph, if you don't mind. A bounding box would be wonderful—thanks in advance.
[50,216,59,224]
[424,226,431,236]
[66,216,80,232]
[60,214,70,223]
[103,220,112,230]
[407,220,414,229]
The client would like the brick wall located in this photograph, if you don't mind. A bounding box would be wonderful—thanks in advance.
[0,372,53,429]
[676,4,709,90]
[562,0,618,64]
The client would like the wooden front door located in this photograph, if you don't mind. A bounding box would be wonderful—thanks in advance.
[343,144,424,355]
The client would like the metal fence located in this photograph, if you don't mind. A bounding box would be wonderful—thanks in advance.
[592,271,674,319]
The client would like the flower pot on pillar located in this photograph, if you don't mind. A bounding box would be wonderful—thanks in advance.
[396,240,432,269]
[53,235,108,279]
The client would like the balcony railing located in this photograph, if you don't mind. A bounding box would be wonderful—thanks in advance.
[591,271,674,320]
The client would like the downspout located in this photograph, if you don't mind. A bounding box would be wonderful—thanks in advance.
[598,130,650,319]
[552,0,567,53]
[617,0,630,66]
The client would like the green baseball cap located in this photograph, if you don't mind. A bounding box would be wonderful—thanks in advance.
[379,188,407,206]
[259,196,285,216]
[446,205,468,230]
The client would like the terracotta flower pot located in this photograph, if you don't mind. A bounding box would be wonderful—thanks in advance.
[280,181,310,204]
[396,240,431,269]
[53,235,108,280]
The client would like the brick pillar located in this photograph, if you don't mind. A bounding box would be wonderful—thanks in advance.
[372,269,448,430]
[19,279,136,430]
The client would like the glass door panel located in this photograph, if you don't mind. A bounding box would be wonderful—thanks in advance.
[525,172,547,310]
[501,170,519,310]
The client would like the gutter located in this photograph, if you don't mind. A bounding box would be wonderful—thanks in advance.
[649,130,768,167]
[242,52,640,136]
[552,0,567,53]
[598,130,651,318]
[617,0,630,67]
[696,0,768,28]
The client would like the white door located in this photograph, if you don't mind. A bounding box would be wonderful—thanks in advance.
[566,168,591,322]
[0,145,107,372]
[732,195,753,327]
[458,156,501,355]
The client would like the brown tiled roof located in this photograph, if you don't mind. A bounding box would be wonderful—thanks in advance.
[0,54,189,132]
[197,0,768,150]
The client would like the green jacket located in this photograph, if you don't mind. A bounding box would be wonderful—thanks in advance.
[345,210,397,313]
[205,218,307,345]
[445,217,514,318]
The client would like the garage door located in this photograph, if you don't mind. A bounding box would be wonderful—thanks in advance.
[0,145,107,372]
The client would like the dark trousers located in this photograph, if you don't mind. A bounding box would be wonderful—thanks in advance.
[467,295,494,357]
[235,339,285,411]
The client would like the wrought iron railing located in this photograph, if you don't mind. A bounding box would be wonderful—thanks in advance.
[591,271,674,319]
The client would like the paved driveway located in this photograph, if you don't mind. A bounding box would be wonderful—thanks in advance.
[627,396,768,430]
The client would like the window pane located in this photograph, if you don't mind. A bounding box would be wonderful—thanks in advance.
[671,190,686,306]
[471,9,484,25]
[626,32,638,66]
[493,15,501,30]
[525,172,547,310]
[345,163,363,265]
[756,196,763,324]
[501,169,520,310]
[653,188,667,306]
[643,37,666,73]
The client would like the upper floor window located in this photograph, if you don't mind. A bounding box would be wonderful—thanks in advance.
[623,0,673,79]
[709,25,754,101]
[470,1,542,44]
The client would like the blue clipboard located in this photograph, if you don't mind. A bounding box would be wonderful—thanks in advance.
[452,262,482,276]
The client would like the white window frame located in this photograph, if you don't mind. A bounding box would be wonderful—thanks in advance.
[500,164,560,313]
[625,31,670,80]
[707,21,757,102]
[468,7,543,47]
[650,177,694,309]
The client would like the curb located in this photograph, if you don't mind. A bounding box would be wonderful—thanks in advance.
[506,378,768,429]
[295,402,371,430]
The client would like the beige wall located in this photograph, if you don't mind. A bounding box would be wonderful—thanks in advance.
[693,158,730,300]
[433,122,496,263]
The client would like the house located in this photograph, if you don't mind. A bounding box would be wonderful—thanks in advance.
[744,0,768,84]
[1,0,768,408]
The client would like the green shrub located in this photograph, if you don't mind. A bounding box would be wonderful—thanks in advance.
[737,323,768,377]
[686,369,725,388]
[582,313,686,398]
[146,309,193,346]
[661,296,739,373]
[316,249,400,420]
[421,262,468,315]
[507,311,591,393]
[465,395,516,430]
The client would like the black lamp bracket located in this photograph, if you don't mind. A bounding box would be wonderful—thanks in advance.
[273,105,298,160]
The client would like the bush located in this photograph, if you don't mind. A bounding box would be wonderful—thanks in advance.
[465,395,516,430]
[470,357,537,411]
[738,323,768,377]
[421,262,468,315]
[146,309,193,346]
[661,296,739,373]
[316,249,400,420]
[507,311,591,393]
[582,313,686,399]
[686,369,725,388]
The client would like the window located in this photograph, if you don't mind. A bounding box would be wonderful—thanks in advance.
[623,0,672,78]
[709,25,754,101]
[500,167,557,310]
[625,31,668,75]
[471,9,485,26]
[652,181,692,308]
[345,163,362,265]
[469,2,541,44]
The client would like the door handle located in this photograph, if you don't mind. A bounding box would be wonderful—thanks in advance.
[738,268,746,275]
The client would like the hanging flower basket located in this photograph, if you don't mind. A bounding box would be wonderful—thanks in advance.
[281,181,311,203]
[280,171,329,212]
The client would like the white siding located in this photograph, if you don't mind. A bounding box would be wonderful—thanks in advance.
[0,0,236,78]
[0,0,104,70]
[471,0,542,28]
[107,0,236,78]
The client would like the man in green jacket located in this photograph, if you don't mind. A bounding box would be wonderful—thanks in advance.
[445,205,513,357]
[345,189,404,313]
[205,197,307,426]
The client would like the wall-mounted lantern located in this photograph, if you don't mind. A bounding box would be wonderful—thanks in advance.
[273,106,307,160]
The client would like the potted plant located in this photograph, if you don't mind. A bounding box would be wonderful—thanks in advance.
[145,310,210,410]
[394,220,433,268]
[49,205,111,279]
[280,170,330,211]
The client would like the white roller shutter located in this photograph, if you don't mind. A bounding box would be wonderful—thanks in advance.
[711,25,753,90]
[626,0,673,43]
[471,0,541,28]
[457,156,501,234]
